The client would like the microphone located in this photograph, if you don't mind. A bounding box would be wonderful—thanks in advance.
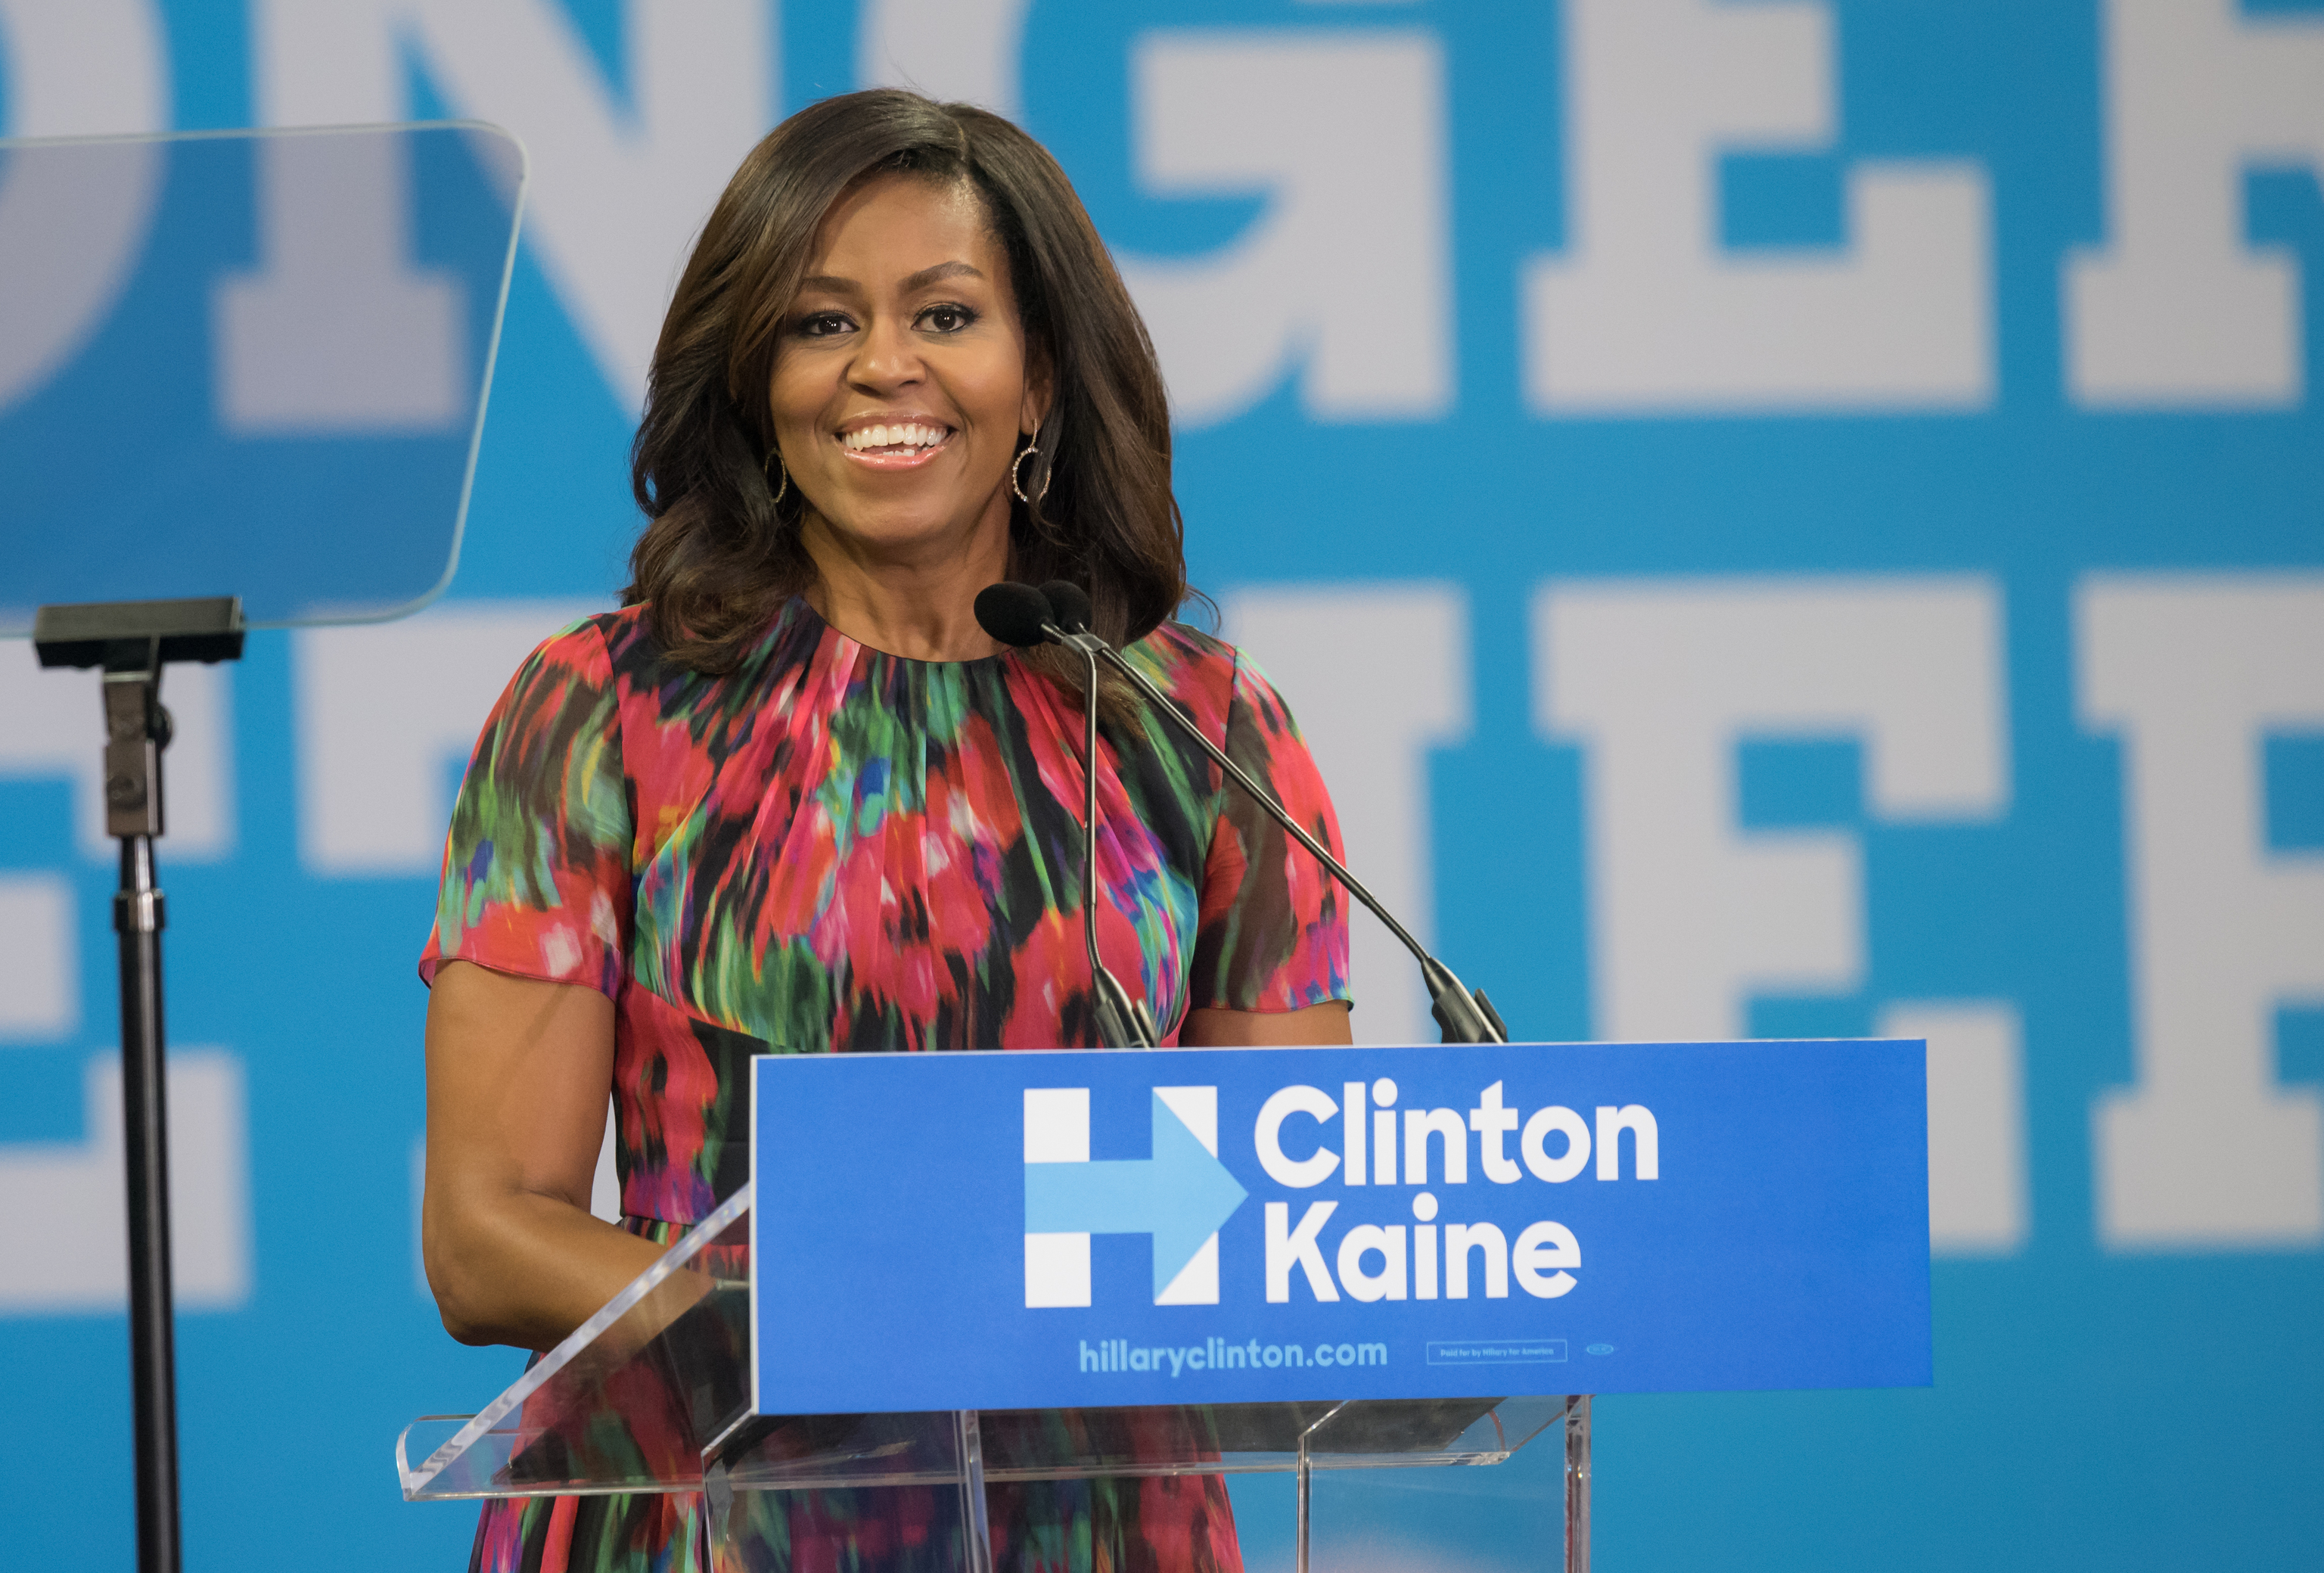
[981,580,1508,1045]
[974,582,1160,1049]
[971,582,1055,651]
[1036,579,1095,637]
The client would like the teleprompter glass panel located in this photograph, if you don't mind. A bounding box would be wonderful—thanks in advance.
[0,123,524,633]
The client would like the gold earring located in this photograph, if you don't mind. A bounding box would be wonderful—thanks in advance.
[1011,439,1051,505]
[764,449,790,506]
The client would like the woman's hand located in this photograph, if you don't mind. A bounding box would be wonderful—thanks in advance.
[1179,1000,1353,1047]
[422,960,670,1351]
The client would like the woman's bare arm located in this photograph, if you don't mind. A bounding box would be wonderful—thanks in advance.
[422,959,670,1351]
[1180,1000,1353,1047]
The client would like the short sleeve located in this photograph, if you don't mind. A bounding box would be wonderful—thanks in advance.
[1185,652,1353,1012]
[419,619,634,996]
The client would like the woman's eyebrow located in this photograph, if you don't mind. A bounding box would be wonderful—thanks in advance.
[796,261,981,298]
[901,260,982,291]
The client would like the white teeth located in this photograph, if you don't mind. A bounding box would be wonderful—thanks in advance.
[844,422,946,451]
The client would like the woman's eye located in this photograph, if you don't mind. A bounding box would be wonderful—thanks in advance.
[921,303,977,334]
[796,312,853,337]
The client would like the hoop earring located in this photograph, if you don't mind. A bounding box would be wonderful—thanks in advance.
[764,449,790,507]
[1011,440,1051,505]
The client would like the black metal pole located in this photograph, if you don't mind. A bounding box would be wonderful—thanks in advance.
[117,833,179,1573]
[104,656,182,1573]
[33,599,241,1573]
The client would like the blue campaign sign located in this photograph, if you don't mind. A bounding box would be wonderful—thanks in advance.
[749,1040,1930,1415]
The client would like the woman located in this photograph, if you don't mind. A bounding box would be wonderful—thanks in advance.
[421,89,1353,1572]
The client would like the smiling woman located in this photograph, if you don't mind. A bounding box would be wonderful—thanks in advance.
[420,89,1353,1573]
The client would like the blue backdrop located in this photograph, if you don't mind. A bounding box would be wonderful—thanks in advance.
[1,3,2319,1570]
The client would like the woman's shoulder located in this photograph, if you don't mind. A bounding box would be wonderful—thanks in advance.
[506,605,642,676]
[526,600,819,692]
[490,607,736,742]
[1123,619,1294,741]
[1126,617,1232,692]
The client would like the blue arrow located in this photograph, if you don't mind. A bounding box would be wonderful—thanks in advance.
[1024,1093,1250,1298]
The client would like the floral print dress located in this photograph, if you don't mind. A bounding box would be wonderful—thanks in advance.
[421,597,1351,1573]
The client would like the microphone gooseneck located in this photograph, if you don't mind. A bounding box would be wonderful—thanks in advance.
[974,580,1157,1048]
[1027,582,1508,1046]
[1071,630,1159,1049]
[975,579,1505,1044]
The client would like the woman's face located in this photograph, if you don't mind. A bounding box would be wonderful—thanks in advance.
[769,173,1045,570]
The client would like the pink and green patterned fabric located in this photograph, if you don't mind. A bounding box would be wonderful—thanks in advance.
[422,595,1350,1573]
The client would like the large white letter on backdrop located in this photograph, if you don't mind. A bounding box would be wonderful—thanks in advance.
[1223,586,1471,1048]
[296,600,605,876]
[0,874,73,1042]
[0,0,169,413]
[247,0,773,413]
[2078,578,2324,1248]
[1881,1000,2029,1254]
[857,0,1032,120]
[1524,0,1990,412]
[1536,580,2022,1253]
[1536,579,2009,1038]
[0,1052,251,1313]
[214,129,470,433]
[2068,0,2324,408]
[1117,33,1451,427]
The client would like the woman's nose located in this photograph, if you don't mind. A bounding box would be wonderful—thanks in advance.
[847,314,922,391]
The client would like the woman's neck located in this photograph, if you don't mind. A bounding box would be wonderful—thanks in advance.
[797,509,1012,663]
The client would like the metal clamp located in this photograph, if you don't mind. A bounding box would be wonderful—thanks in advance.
[113,888,167,934]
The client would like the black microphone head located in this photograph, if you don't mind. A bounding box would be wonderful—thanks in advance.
[974,581,1058,648]
[1039,580,1094,633]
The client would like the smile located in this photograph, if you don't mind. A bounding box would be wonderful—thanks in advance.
[838,421,954,470]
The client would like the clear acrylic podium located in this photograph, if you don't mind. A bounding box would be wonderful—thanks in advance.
[399,1186,1590,1571]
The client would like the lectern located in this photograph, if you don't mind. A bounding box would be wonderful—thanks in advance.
[402,1035,1934,1570]
[399,1186,1589,1571]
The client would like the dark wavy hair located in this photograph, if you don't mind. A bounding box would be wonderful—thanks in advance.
[624,89,1187,691]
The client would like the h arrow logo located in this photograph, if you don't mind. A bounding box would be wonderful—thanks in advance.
[1023,1087,1249,1307]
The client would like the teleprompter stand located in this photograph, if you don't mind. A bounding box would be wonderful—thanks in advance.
[398,1186,1591,1571]
[1,117,527,1573]
[33,597,245,1573]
